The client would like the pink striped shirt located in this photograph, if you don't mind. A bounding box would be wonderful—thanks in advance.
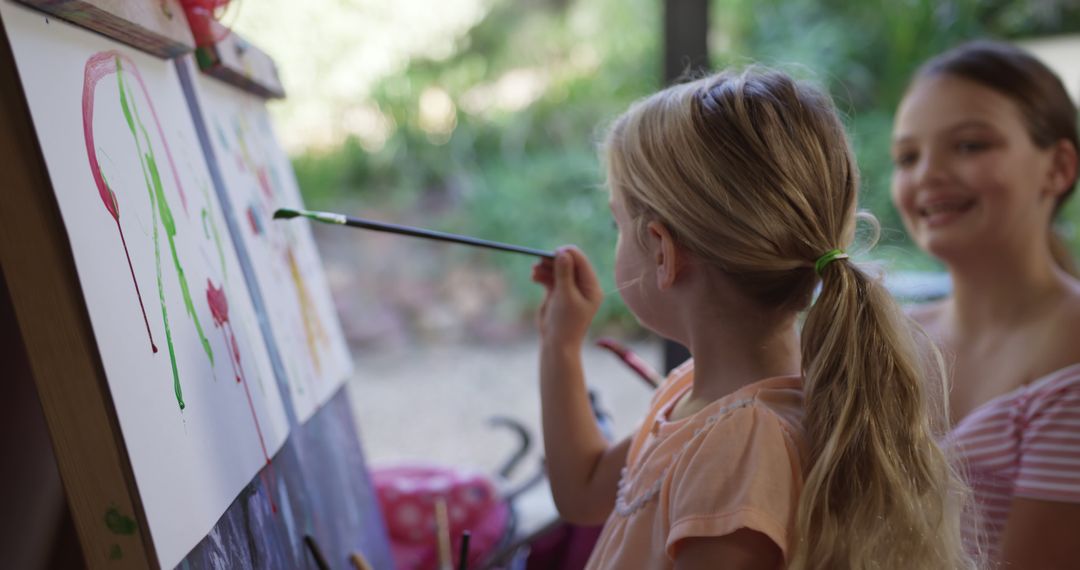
[944,363,1080,560]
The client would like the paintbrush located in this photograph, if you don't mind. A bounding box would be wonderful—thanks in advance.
[435,498,453,570]
[274,207,555,259]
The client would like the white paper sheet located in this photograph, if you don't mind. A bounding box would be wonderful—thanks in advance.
[1,3,291,566]
[188,66,354,423]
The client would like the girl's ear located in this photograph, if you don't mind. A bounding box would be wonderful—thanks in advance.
[647,221,681,290]
[1046,139,1079,199]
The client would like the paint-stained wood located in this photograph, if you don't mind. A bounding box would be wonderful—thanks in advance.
[15,0,193,58]
[0,11,154,568]
[188,15,285,99]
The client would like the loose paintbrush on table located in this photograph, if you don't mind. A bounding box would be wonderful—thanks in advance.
[274,208,555,259]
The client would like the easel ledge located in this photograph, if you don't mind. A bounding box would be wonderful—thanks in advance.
[15,0,194,57]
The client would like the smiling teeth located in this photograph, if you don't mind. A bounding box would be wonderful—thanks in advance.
[921,201,971,216]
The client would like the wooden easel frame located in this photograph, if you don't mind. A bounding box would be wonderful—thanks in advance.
[0,12,156,568]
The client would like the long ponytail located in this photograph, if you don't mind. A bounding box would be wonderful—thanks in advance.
[793,257,975,569]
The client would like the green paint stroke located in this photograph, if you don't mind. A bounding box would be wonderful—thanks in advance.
[104,507,136,535]
[117,60,180,408]
[146,146,214,366]
[109,544,123,560]
[118,58,217,409]
[117,57,182,409]
[200,182,227,282]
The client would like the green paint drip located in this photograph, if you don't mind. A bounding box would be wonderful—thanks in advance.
[117,59,183,409]
[109,544,123,560]
[145,137,214,366]
[130,80,213,365]
[117,57,133,133]
[104,507,136,535]
[201,208,210,239]
[119,62,220,408]
[200,182,227,282]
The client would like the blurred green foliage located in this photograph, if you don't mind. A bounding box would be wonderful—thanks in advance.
[293,0,1080,327]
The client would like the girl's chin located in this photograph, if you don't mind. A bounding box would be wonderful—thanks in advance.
[919,234,986,266]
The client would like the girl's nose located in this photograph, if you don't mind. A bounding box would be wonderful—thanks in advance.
[914,150,950,188]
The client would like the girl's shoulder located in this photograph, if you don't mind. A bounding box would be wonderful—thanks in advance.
[1035,281,1080,366]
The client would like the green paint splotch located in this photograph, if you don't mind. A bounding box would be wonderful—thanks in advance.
[117,57,214,410]
[104,507,136,535]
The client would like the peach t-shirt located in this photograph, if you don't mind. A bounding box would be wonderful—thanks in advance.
[585,360,805,569]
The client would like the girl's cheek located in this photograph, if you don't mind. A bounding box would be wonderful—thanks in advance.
[890,176,915,218]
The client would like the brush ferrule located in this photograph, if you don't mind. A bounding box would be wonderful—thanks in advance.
[313,212,347,225]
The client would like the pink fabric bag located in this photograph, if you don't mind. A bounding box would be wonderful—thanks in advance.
[374,464,511,570]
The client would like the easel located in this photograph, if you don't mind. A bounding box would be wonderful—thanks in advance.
[0,1,392,567]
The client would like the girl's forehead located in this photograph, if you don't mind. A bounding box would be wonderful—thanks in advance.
[894,74,1025,138]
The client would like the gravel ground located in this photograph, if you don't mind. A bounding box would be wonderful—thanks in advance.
[345,337,662,533]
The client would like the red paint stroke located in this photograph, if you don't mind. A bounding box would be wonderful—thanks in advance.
[246,204,264,235]
[255,167,273,200]
[84,51,189,212]
[206,280,278,514]
[83,51,191,352]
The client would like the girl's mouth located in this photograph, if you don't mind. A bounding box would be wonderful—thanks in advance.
[918,198,976,227]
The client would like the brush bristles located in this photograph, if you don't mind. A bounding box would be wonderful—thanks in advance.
[272,208,301,220]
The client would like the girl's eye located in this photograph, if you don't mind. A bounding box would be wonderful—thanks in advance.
[956,140,990,154]
[893,151,917,169]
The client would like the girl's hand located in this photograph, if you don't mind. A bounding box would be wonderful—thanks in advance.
[531,246,603,349]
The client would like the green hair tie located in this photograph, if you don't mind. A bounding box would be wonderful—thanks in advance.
[814,249,849,275]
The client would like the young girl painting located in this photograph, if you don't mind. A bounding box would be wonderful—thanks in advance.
[530,67,975,569]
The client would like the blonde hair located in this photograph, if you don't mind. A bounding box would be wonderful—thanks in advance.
[604,68,976,569]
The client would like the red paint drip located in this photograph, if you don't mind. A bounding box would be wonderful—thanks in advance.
[246,205,263,235]
[206,280,278,514]
[256,167,273,200]
[83,53,159,353]
[119,221,158,351]
[206,278,229,326]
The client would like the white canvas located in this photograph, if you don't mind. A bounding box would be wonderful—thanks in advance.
[189,65,354,423]
[1,3,291,566]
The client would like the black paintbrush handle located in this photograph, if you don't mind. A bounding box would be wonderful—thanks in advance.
[343,215,555,259]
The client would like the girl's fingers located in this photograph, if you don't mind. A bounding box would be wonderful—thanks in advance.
[553,248,576,297]
[532,261,555,289]
[563,246,603,301]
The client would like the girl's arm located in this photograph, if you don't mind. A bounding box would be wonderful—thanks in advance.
[540,342,632,524]
[674,529,782,570]
[999,498,1080,568]
[533,247,629,524]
